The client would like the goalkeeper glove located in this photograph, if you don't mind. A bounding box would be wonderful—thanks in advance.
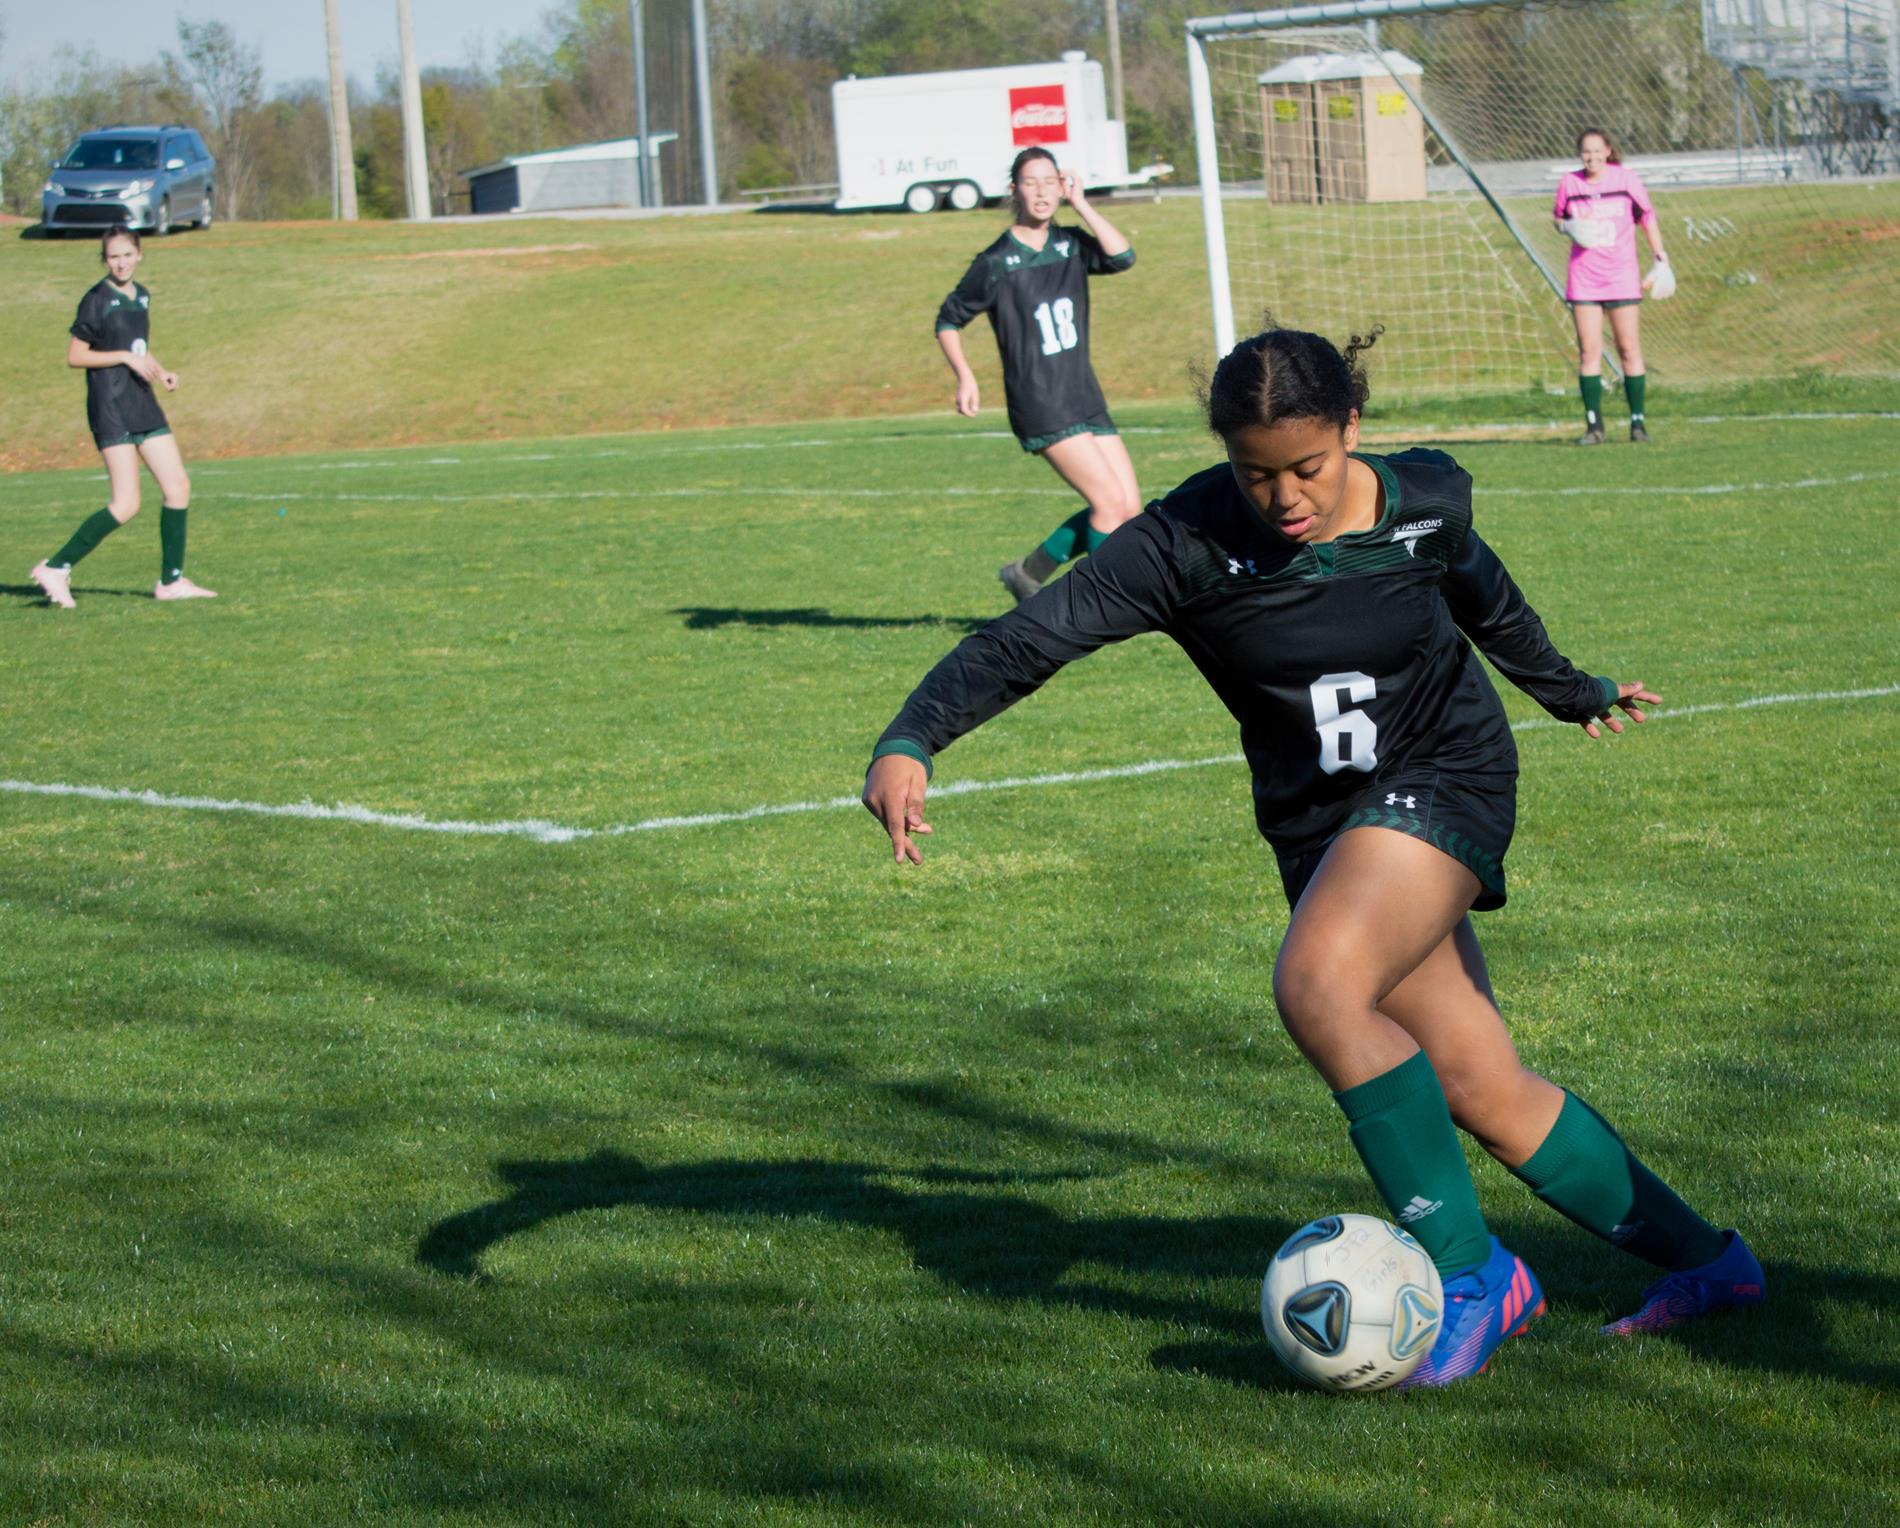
[1646,258,1676,299]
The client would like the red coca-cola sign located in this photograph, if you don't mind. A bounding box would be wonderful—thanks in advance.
[1009,84,1069,146]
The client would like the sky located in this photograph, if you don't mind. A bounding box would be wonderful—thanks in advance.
[0,1,556,93]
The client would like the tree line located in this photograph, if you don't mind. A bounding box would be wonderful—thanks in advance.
[0,1,1771,221]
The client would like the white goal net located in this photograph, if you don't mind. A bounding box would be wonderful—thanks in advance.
[1187,0,1900,396]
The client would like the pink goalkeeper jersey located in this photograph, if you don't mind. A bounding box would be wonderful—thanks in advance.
[1554,164,1655,302]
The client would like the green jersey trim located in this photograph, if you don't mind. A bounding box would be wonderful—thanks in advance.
[871,739,933,779]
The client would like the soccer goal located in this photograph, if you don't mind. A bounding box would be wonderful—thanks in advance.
[1185,0,1900,396]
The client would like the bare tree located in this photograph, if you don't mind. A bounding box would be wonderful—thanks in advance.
[160,19,264,221]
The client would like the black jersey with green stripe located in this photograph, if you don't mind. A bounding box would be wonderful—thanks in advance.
[935,225,1134,442]
[71,279,168,442]
[876,448,1615,852]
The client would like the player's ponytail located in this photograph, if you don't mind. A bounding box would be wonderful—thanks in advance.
[1201,317,1380,438]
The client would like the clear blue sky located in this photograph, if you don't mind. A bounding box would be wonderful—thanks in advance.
[0,1,553,93]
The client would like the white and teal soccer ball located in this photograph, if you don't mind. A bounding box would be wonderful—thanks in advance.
[1262,1213,1443,1392]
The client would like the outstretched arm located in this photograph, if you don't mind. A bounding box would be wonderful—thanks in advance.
[864,515,1180,861]
[1442,528,1645,734]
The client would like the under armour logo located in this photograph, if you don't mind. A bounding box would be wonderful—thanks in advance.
[1385,793,1417,809]
[1005,255,1021,266]
[1226,557,1257,576]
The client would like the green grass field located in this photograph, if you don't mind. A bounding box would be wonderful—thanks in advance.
[2,380,1898,1522]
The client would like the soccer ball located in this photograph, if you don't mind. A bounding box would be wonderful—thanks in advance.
[1261,1213,1443,1392]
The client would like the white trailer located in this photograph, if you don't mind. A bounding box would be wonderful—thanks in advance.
[831,52,1171,213]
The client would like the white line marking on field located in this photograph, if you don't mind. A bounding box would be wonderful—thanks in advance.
[2,686,1893,845]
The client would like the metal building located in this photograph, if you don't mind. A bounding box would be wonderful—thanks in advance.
[461,136,679,215]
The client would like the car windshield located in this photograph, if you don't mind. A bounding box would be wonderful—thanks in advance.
[61,138,160,171]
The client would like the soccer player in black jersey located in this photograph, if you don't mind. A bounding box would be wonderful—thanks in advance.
[30,225,215,609]
[865,325,1763,1385]
[936,148,1141,605]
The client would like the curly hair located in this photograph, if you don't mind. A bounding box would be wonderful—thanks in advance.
[1200,317,1382,437]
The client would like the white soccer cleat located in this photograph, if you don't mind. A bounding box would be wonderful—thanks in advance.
[30,561,75,609]
[154,575,218,601]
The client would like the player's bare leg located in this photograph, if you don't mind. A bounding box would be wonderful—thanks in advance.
[1607,305,1650,442]
[1572,303,1607,445]
[140,433,214,599]
[1000,433,1142,602]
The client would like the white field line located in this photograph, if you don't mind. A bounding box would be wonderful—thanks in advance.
[2,685,1892,847]
[6,413,1889,490]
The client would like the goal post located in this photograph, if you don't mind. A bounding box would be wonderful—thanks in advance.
[1185,0,1900,397]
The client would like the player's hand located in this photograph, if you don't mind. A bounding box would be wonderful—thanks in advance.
[1581,682,1660,739]
[862,753,932,864]
[1060,170,1084,207]
[159,369,179,392]
[954,375,980,416]
[126,353,164,383]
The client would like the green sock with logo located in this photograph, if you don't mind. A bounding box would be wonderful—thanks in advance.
[1623,372,1647,427]
[50,508,123,570]
[1579,373,1604,429]
[1510,1092,1725,1271]
[159,506,188,585]
[1333,1049,1493,1279]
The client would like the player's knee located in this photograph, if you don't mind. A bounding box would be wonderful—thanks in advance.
[110,494,142,522]
[166,470,191,504]
[1271,943,1358,1040]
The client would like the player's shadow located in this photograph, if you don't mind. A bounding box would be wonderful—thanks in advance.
[418,1149,1298,1366]
[0,581,148,603]
[675,605,991,634]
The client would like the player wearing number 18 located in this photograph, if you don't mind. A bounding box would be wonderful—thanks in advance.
[865,324,1764,1386]
[935,147,1142,604]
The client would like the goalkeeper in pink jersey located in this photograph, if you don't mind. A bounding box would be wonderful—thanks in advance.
[1554,129,1671,445]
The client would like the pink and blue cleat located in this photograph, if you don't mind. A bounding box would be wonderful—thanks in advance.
[29,561,75,609]
[1396,1236,1544,1389]
[1601,1229,1764,1336]
[154,575,217,601]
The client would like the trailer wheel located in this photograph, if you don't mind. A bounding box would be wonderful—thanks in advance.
[946,180,982,212]
[903,183,941,214]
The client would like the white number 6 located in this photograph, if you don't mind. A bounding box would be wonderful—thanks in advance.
[1309,671,1378,774]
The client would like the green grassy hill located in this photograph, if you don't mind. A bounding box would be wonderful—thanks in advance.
[3,182,1894,473]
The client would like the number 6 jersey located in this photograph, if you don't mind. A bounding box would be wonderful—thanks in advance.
[874,448,1617,855]
[935,225,1135,443]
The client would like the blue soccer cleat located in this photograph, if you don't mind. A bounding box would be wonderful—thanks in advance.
[1601,1229,1765,1336]
[1395,1236,1544,1390]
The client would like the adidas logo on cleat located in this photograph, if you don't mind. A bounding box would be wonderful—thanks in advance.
[1398,1196,1443,1224]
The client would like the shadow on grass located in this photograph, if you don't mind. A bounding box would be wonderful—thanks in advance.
[418,1148,1293,1344]
[675,605,992,633]
[0,581,149,603]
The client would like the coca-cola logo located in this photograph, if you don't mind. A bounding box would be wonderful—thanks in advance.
[1009,84,1068,146]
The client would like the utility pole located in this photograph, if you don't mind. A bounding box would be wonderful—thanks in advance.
[1105,0,1124,122]
[324,0,358,220]
[690,0,717,205]
[396,0,432,219]
[630,0,653,209]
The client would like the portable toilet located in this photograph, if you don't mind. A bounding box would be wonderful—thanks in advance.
[1258,51,1426,204]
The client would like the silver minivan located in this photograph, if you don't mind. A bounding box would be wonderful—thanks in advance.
[40,125,216,236]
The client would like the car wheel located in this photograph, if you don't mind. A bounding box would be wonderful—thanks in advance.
[903,183,940,214]
[154,198,172,236]
[947,180,982,212]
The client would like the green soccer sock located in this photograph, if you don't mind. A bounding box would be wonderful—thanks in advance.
[1038,509,1093,565]
[159,506,188,585]
[1083,527,1109,556]
[1510,1091,1726,1271]
[49,508,124,571]
[1579,373,1604,429]
[1623,372,1647,425]
[1334,1049,1493,1279]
